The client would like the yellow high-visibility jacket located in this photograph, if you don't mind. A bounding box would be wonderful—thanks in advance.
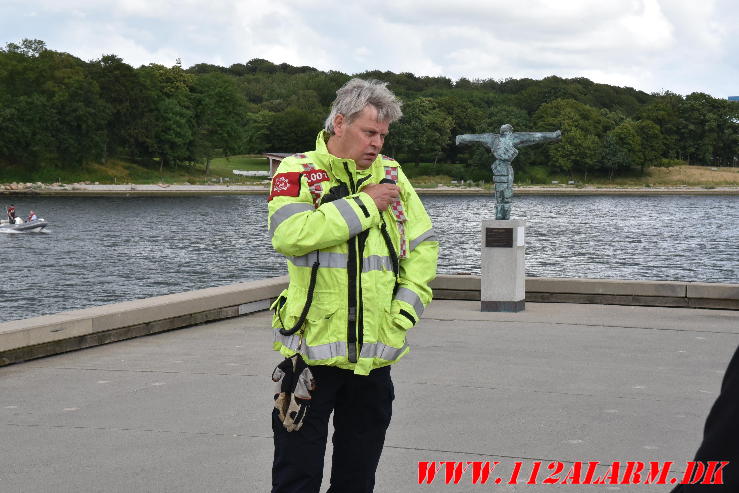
[267,131,439,375]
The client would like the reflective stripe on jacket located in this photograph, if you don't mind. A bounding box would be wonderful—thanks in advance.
[267,131,439,375]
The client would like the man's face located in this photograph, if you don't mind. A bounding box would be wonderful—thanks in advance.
[331,105,389,169]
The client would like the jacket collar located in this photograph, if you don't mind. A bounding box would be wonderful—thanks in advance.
[315,130,354,177]
[314,130,383,182]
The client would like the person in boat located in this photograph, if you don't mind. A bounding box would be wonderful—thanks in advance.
[6,205,16,223]
[27,210,37,222]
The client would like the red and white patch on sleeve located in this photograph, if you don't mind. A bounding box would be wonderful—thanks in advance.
[268,172,302,201]
[303,169,329,187]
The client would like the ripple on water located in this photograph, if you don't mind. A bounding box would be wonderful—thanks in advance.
[0,193,737,322]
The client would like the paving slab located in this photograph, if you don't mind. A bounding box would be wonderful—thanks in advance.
[1,300,738,492]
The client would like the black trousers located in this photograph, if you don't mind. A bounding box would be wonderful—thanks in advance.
[672,345,739,492]
[272,365,394,493]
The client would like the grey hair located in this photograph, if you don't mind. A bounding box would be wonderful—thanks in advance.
[324,78,403,134]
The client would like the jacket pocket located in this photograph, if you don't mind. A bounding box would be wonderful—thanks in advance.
[388,300,415,331]
[275,289,340,346]
[271,289,289,329]
[300,302,340,349]
[380,305,410,351]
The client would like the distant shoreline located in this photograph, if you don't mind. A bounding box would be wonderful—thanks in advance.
[2,183,738,196]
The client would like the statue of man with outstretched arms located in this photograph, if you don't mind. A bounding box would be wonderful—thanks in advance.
[457,124,561,219]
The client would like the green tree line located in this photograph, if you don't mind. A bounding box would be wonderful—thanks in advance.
[1,39,737,183]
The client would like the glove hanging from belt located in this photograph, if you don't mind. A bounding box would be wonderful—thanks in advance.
[272,354,315,432]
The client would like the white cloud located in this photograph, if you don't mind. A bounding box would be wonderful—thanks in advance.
[1,0,736,97]
[201,1,327,69]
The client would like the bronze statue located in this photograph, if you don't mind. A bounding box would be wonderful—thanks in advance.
[457,125,561,219]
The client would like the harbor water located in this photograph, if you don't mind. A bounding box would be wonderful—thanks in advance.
[1,194,737,322]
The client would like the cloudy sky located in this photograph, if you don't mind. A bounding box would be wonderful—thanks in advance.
[2,0,737,98]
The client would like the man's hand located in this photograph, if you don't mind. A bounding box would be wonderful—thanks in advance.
[363,183,400,211]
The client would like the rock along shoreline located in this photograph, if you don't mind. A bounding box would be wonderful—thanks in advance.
[2,182,738,196]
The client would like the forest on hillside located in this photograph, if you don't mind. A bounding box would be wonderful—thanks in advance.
[1,39,737,183]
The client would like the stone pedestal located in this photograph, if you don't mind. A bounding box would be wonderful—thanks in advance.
[481,219,526,312]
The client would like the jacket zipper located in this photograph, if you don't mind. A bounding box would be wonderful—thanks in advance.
[344,162,360,363]
[355,174,373,356]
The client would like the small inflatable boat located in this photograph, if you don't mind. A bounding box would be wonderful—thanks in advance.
[0,218,48,232]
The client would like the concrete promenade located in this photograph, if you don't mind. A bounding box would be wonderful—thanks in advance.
[2,300,738,492]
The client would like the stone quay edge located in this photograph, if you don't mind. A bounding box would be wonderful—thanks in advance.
[1,275,737,367]
[2,183,738,196]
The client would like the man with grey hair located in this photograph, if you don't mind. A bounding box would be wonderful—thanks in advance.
[267,78,439,492]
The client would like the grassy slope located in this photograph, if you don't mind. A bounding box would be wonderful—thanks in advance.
[405,165,739,188]
[625,166,739,187]
[207,156,269,173]
[1,156,271,185]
